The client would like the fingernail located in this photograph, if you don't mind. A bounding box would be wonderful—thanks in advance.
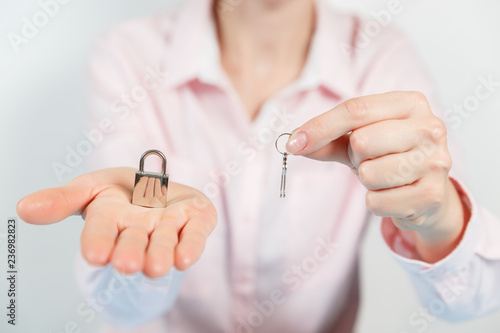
[286,132,308,154]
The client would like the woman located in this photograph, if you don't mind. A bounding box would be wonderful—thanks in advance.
[17,0,500,332]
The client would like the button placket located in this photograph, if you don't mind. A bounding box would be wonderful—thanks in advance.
[229,136,268,325]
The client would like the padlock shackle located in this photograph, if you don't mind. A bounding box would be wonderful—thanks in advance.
[138,149,167,175]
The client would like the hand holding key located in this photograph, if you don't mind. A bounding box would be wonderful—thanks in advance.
[16,167,217,278]
[286,91,467,263]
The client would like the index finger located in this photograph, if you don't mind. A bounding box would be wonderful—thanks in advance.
[286,91,426,155]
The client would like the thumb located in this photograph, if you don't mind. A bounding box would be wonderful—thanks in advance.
[17,174,98,224]
[16,167,135,225]
[286,131,354,168]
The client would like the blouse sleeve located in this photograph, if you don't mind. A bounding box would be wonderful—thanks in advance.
[357,26,500,320]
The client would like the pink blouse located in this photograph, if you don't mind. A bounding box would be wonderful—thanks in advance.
[75,0,500,332]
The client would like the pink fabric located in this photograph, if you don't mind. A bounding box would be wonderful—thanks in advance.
[75,0,500,332]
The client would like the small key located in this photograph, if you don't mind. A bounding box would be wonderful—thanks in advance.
[280,152,288,198]
[275,133,292,198]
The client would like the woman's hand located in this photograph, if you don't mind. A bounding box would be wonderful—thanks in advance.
[16,167,217,278]
[286,91,468,262]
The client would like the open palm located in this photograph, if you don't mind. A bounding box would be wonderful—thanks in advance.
[16,167,217,279]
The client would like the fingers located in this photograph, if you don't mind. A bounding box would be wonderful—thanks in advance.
[154,178,163,198]
[146,177,155,198]
[132,176,148,201]
[17,167,136,225]
[111,225,149,275]
[348,120,417,167]
[80,212,119,266]
[299,134,353,166]
[144,221,178,278]
[295,119,417,167]
[357,151,425,190]
[286,91,429,156]
[19,171,217,278]
[175,215,216,271]
[365,175,447,226]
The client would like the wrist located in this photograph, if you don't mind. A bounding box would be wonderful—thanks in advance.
[412,178,469,263]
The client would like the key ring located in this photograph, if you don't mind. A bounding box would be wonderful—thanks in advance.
[275,133,292,156]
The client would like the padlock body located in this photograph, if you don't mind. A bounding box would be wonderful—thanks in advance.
[132,171,169,208]
[134,171,168,187]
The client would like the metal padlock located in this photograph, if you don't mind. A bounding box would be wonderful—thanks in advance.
[132,149,169,208]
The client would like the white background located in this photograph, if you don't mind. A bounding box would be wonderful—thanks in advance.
[1,0,499,332]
